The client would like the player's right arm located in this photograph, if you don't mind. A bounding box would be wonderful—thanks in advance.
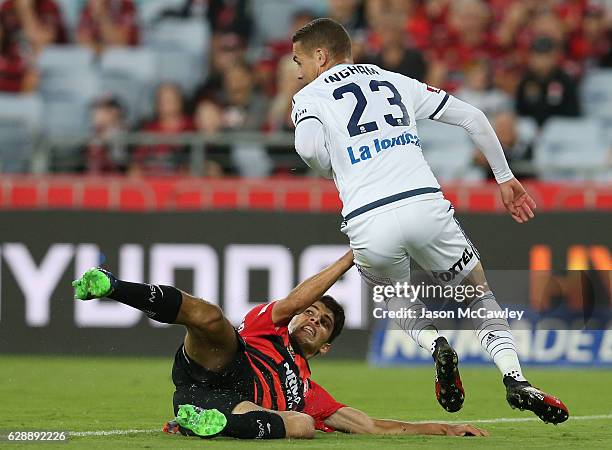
[291,95,333,179]
[324,406,488,437]
[404,76,536,223]
[434,96,536,223]
[271,250,353,324]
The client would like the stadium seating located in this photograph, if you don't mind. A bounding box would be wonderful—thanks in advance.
[533,118,610,179]
[38,45,96,97]
[581,69,612,121]
[516,117,539,156]
[251,0,304,45]
[138,0,185,27]
[36,46,100,138]
[38,45,95,73]
[100,47,158,124]
[144,18,210,94]
[416,119,479,181]
[231,143,274,177]
[0,94,43,172]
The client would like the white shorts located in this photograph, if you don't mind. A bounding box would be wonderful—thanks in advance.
[340,196,480,287]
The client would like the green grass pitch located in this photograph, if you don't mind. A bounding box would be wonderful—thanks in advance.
[1,355,611,449]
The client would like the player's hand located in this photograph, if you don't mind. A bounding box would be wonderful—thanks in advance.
[444,424,489,437]
[499,177,536,224]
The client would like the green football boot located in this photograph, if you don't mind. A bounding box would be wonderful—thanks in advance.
[176,405,228,438]
[72,268,116,300]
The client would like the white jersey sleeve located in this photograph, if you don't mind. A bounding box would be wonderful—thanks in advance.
[436,95,514,184]
[405,78,451,121]
[291,98,333,179]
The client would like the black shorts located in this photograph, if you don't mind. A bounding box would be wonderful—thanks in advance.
[171,333,256,415]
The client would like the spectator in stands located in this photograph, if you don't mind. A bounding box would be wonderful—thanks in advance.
[192,31,245,106]
[495,0,540,50]
[363,0,416,63]
[429,0,498,92]
[163,0,251,40]
[328,0,365,36]
[221,62,272,177]
[0,18,37,92]
[474,111,534,180]
[0,0,67,55]
[194,97,226,177]
[496,8,570,89]
[364,12,427,82]
[257,10,314,97]
[329,0,367,61]
[267,54,301,132]
[568,4,612,70]
[222,61,268,132]
[455,60,512,118]
[516,36,580,126]
[76,0,139,54]
[83,94,128,174]
[131,82,195,176]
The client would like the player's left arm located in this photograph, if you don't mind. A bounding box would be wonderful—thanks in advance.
[324,406,489,437]
[271,250,353,324]
[435,96,536,223]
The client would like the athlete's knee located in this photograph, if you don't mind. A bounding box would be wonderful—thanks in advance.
[232,401,260,415]
[179,295,226,331]
[461,263,489,304]
[282,413,315,439]
[194,303,226,332]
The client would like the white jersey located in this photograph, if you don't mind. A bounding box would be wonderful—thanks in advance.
[292,63,451,218]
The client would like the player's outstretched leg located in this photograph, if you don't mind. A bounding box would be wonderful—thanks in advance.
[73,268,181,324]
[73,267,239,371]
[167,404,313,439]
[463,264,569,424]
[433,336,464,413]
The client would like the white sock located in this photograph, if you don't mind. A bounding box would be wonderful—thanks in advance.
[418,326,441,355]
[385,295,440,355]
[471,291,526,382]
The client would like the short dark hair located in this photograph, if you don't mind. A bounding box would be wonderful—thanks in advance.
[318,295,345,343]
[292,18,352,60]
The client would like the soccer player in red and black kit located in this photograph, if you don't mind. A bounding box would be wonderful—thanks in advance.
[73,250,488,439]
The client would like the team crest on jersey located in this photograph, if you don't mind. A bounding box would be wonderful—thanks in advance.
[293,107,308,124]
[287,343,296,361]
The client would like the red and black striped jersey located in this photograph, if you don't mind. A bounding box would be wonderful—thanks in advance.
[238,301,345,428]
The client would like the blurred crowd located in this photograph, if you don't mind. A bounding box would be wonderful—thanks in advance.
[1,0,611,178]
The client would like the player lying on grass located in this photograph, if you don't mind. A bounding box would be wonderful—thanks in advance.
[73,251,487,439]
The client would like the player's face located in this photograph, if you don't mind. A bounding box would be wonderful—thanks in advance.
[288,301,334,356]
[292,42,324,84]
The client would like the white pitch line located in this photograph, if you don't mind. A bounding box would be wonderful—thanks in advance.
[71,429,158,437]
[70,414,612,437]
[423,414,612,425]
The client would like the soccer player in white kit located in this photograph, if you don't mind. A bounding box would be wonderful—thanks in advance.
[290,18,568,424]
